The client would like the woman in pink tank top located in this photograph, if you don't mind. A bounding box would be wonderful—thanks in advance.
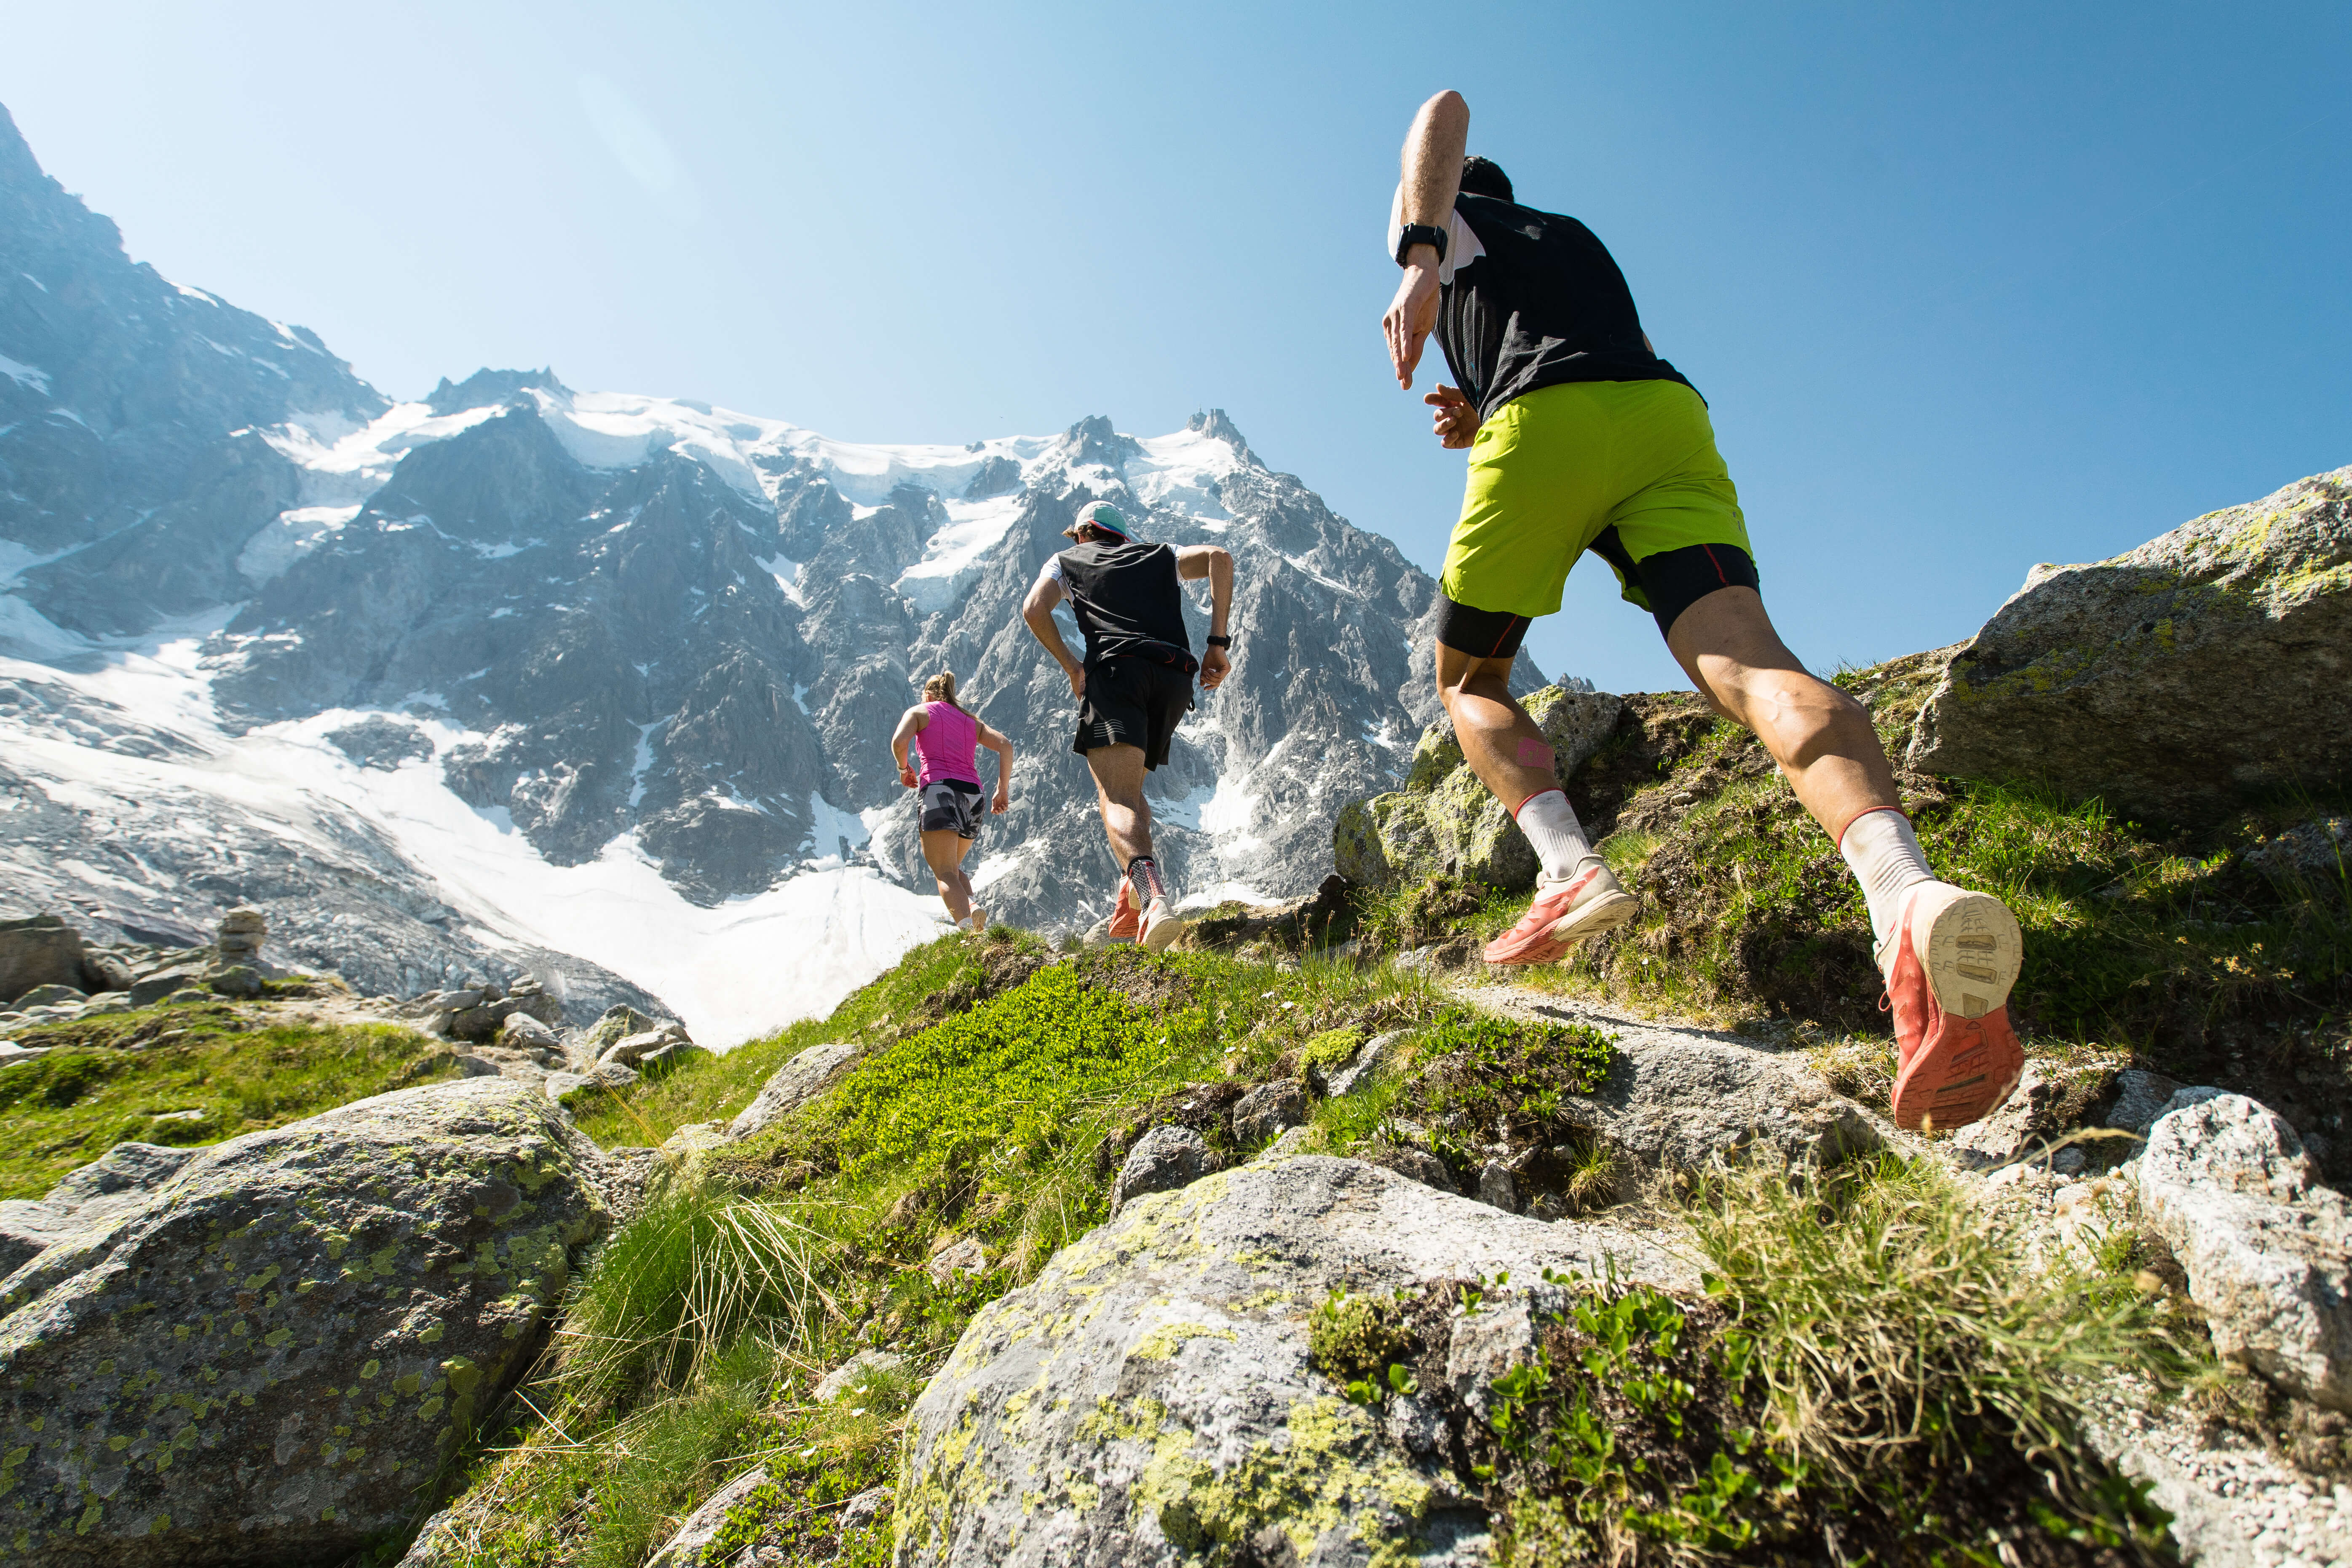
[889,671,1015,932]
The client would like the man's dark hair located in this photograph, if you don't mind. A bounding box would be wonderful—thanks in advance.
[1459,155,1513,202]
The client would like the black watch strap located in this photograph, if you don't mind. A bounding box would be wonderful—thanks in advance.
[1205,634,1232,650]
[1394,222,1448,268]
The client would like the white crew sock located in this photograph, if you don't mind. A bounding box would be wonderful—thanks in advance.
[1840,807,1934,948]
[1517,789,1598,892]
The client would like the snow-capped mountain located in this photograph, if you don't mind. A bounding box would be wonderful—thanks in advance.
[0,102,1539,1041]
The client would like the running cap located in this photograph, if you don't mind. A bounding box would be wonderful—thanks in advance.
[1064,500,1135,541]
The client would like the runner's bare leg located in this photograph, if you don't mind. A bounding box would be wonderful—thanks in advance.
[920,827,976,924]
[1085,743,1155,865]
[1435,643,1557,813]
[1664,587,1900,836]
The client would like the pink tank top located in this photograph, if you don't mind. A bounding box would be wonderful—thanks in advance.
[914,701,980,787]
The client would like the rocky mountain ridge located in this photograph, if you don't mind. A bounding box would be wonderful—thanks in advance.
[0,100,1516,1038]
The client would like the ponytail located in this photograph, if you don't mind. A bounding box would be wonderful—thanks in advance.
[922,671,964,711]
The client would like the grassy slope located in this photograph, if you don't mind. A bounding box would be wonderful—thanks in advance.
[0,998,459,1199]
[1344,650,2352,1172]
[417,930,2185,1568]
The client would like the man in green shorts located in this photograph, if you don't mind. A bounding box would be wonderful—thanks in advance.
[1380,89,2026,1132]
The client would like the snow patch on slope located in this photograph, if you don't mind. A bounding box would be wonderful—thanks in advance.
[0,352,51,393]
[0,626,942,1045]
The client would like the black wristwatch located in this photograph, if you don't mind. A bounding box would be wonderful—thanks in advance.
[1394,222,1448,268]
[1205,634,1233,650]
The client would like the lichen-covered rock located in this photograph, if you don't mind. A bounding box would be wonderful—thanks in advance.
[205,963,262,998]
[1111,1126,1216,1216]
[645,1465,769,1568]
[1323,1031,1404,1099]
[898,1155,1690,1567]
[1333,687,1624,890]
[1229,1080,1307,1145]
[0,915,88,1007]
[0,1077,610,1567]
[1909,466,2352,822]
[125,963,207,1008]
[728,1039,860,1140]
[1490,999,1887,1185]
[2134,1093,2352,1411]
[581,1003,656,1060]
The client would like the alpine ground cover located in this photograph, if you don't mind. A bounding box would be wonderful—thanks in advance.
[403,927,2202,1567]
[412,935,1473,1567]
[0,1004,458,1198]
[1340,650,2352,1179]
[1308,1157,2185,1566]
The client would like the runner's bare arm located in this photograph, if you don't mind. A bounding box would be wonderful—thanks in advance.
[1020,575,1086,699]
[1175,544,1234,691]
[1383,90,1468,389]
[891,705,928,787]
[977,721,1015,812]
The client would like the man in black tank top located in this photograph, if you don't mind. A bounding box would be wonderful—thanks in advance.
[1021,501,1234,953]
[1374,90,2028,1134]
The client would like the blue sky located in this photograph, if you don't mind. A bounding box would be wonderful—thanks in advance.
[4,1,2346,692]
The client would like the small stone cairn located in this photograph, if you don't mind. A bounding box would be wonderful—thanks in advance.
[214,907,267,966]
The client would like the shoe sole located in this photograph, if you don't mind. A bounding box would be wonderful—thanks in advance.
[1142,915,1188,954]
[1484,888,1639,966]
[1890,1011,2026,1132]
[1547,889,1640,945]
[1917,891,2023,1021]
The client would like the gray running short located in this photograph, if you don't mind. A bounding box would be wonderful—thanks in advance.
[918,780,983,839]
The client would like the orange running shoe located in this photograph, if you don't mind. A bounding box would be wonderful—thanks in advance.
[1482,861,1638,966]
[1107,877,1141,943]
[1140,896,1189,954]
[1881,883,2027,1132]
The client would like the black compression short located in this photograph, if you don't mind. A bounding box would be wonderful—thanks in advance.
[1435,537,1761,657]
[1072,655,1193,771]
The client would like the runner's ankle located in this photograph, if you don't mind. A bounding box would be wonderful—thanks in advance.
[1839,808,1934,948]
[1515,789,1594,885]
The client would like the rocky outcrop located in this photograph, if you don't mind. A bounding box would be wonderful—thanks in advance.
[1109,1124,1218,1216]
[0,1077,610,1567]
[0,913,142,1007]
[1334,688,1619,890]
[1467,994,1887,1199]
[728,1039,861,1140]
[898,1155,1689,1567]
[1909,466,2352,822]
[643,1466,770,1568]
[2133,1092,2351,1412]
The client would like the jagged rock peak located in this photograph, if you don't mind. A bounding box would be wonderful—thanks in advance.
[426,365,574,415]
[1188,407,1259,466]
[1057,413,1143,476]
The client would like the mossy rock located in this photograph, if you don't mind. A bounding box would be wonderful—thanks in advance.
[1335,688,1624,891]
[1911,464,2352,823]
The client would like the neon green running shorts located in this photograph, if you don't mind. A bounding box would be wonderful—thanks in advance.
[1439,378,1752,622]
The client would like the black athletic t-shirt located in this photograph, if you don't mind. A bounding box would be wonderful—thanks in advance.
[1045,539,1191,665]
[1411,191,1696,424]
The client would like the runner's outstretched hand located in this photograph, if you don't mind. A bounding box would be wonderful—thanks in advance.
[899,764,918,789]
[1426,384,1476,448]
[992,787,1010,814]
[1383,260,1441,387]
[1065,663,1086,701]
[1201,647,1230,691]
